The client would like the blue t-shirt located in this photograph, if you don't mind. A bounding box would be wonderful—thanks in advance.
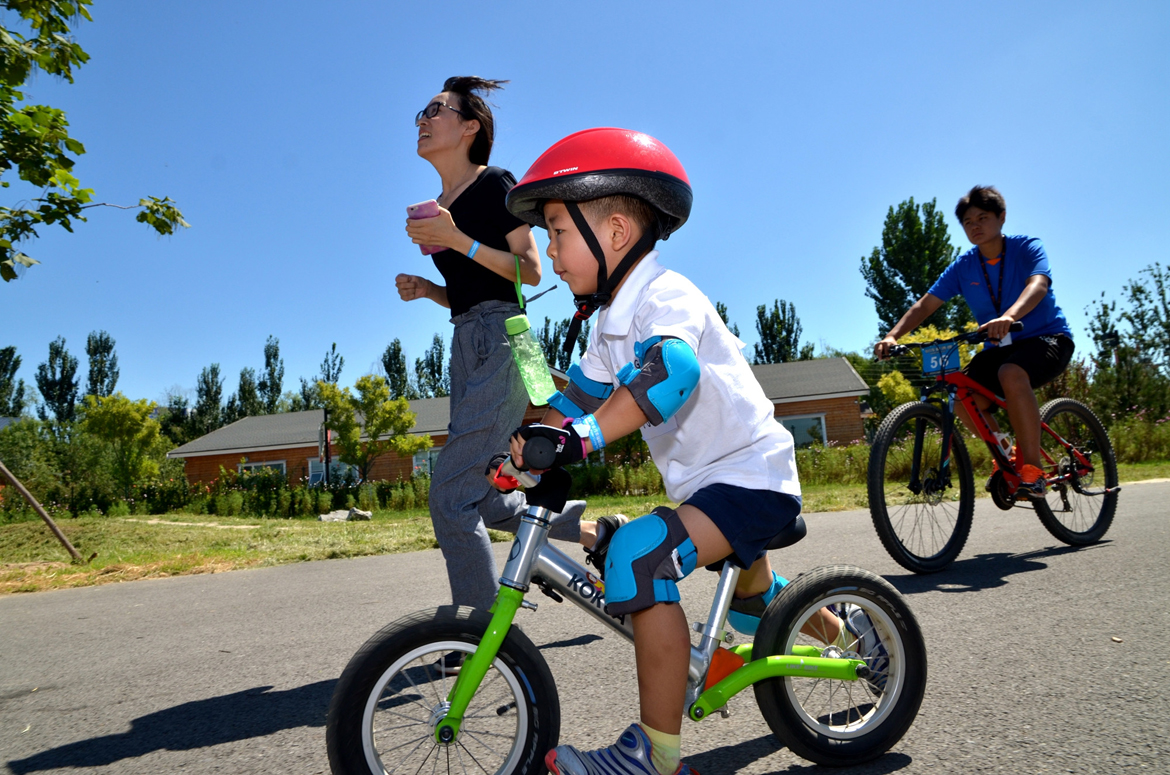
[928,235,1073,342]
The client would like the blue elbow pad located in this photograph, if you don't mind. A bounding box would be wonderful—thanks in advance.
[623,337,700,425]
[548,364,614,417]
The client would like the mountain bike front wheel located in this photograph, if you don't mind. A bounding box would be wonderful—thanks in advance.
[867,401,976,573]
[326,606,559,775]
[752,565,927,767]
[1034,398,1119,545]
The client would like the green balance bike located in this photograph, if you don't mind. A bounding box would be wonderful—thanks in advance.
[326,446,927,773]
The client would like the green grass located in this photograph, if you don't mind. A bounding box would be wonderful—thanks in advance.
[4,462,1166,595]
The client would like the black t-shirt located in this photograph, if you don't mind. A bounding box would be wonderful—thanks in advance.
[432,166,527,317]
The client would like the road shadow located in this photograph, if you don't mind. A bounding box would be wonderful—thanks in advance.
[6,680,335,774]
[687,733,913,773]
[884,541,1110,595]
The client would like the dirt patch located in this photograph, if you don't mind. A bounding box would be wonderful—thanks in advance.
[0,556,257,594]
[121,518,261,530]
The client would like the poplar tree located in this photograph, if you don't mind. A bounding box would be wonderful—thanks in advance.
[257,335,284,413]
[715,301,741,338]
[859,197,971,337]
[84,330,118,397]
[35,336,78,423]
[190,364,224,436]
[381,339,418,400]
[0,346,26,415]
[415,334,449,398]
[753,300,814,364]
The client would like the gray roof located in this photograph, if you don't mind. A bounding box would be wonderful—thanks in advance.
[167,361,865,458]
[749,358,869,403]
[167,398,451,459]
[0,417,18,432]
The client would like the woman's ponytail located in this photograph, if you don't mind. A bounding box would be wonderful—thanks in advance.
[442,76,508,165]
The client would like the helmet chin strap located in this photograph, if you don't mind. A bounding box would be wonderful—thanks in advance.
[562,201,657,357]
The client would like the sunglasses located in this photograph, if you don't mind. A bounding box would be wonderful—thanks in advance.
[415,101,469,126]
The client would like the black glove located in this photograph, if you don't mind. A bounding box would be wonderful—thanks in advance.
[484,452,518,492]
[512,423,586,470]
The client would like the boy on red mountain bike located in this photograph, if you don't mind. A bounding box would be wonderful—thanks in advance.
[875,185,1075,497]
[491,129,884,775]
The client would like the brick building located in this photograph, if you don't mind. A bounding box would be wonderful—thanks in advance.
[750,357,870,447]
[167,359,870,486]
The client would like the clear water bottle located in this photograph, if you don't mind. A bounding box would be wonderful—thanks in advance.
[506,314,557,406]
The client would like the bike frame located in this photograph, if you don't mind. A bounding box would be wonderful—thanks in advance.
[917,356,1095,497]
[432,500,867,744]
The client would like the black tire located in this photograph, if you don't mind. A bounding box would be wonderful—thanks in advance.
[1034,398,1118,545]
[867,401,976,573]
[326,606,559,775]
[752,566,927,767]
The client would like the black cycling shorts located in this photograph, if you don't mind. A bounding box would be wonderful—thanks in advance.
[963,333,1075,398]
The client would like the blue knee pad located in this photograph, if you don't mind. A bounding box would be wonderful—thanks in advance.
[604,507,697,616]
[727,571,788,636]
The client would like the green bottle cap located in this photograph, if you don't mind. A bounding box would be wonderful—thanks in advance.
[505,314,531,336]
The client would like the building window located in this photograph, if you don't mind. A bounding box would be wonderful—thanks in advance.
[307,459,358,486]
[238,460,287,476]
[413,447,443,476]
[778,414,827,448]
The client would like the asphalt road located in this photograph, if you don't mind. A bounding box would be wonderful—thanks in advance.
[2,481,1168,775]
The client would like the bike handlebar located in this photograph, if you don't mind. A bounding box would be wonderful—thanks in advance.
[887,321,1024,357]
[495,456,540,489]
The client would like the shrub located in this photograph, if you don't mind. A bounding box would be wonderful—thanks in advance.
[316,491,333,514]
[795,441,869,486]
[1109,415,1170,463]
[108,500,131,517]
[358,484,377,511]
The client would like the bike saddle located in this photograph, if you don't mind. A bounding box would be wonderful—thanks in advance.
[765,515,806,550]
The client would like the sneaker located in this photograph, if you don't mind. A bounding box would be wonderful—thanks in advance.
[432,651,464,677]
[546,723,699,775]
[583,514,628,580]
[1017,464,1047,500]
[843,606,890,696]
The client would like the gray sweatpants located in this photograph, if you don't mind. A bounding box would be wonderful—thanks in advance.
[429,300,584,610]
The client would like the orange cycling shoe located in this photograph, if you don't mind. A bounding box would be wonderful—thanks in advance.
[1016,464,1047,500]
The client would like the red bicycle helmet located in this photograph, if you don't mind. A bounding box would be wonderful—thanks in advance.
[507,129,693,356]
[507,127,692,238]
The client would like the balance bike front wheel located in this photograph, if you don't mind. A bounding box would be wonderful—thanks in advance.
[326,606,558,775]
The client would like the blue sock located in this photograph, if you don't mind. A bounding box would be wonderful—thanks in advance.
[727,571,787,636]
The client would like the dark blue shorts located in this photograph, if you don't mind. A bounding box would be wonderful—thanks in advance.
[683,483,803,569]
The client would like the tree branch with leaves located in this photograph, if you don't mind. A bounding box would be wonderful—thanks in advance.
[1,0,188,283]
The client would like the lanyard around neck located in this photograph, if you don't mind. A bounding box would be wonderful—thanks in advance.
[978,239,1007,315]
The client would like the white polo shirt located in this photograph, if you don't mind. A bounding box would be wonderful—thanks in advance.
[577,251,801,504]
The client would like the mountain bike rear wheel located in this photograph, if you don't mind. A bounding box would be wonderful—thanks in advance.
[326,606,558,775]
[1034,398,1118,545]
[752,565,927,767]
[867,401,976,573]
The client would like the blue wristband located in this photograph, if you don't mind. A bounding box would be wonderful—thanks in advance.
[467,240,481,258]
[572,414,605,451]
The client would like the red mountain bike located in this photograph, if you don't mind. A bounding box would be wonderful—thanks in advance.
[867,324,1120,574]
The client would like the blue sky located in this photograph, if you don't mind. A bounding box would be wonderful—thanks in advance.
[4,0,1168,408]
